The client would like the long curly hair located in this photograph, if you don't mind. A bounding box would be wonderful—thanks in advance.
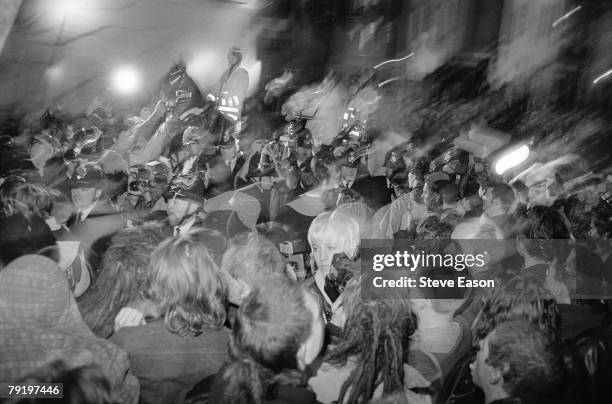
[325,278,415,404]
[473,278,561,343]
[146,231,226,336]
[78,226,165,337]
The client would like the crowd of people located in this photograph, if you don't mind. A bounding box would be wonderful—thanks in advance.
[1,45,612,404]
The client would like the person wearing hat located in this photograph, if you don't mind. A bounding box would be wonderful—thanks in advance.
[166,177,206,236]
[69,163,116,225]
[178,126,216,176]
[335,149,391,211]
[218,130,245,185]
[234,142,262,188]
[296,127,314,170]
[28,132,62,178]
[117,159,172,215]
[215,46,249,118]
[202,155,234,200]
[65,163,129,286]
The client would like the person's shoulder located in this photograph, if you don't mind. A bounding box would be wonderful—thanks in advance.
[272,385,317,404]
[111,320,229,350]
[110,320,166,348]
[391,193,413,207]
[90,199,119,216]
[406,349,442,385]
[355,175,385,187]
[236,67,248,75]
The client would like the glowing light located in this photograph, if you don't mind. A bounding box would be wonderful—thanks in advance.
[552,6,582,28]
[378,76,402,88]
[45,64,64,83]
[111,66,140,94]
[593,69,612,85]
[374,53,414,70]
[495,145,530,175]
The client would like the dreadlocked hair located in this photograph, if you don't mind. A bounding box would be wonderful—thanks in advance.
[213,277,317,404]
[326,278,415,404]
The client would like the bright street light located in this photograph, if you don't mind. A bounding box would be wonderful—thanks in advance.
[495,144,530,175]
[111,66,141,94]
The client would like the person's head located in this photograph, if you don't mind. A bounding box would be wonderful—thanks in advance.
[389,171,410,197]
[28,133,61,172]
[326,278,414,403]
[511,180,529,205]
[470,320,564,404]
[219,141,238,162]
[384,149,407,179]
[423,179,446,210]
[515,206,571,263]
[70,163,105,210]
[408,157,427,185]
[0,179,56,219]
[296,141,312,163]
[182,126,214,157]
[473,278,561,342]
[312,146,337,185]
[217,129,237,157]
[145,231,226,336]
[482,183,515,216]
[215,278,324,403]
[545,172,566,202]
[227,46,243,67]
[147,159,172,200]
[25,361,113,403]
[81,226,165,335]
[221,231,292,305]
[255,221,299,248]
[308,211,360,275]
[339,164,358,185]
[205,155,232,185]
[0,213,57,268]
[11,360,115,404]
[461,180,483,212]
[589,202,612,239]
[166,179,204,225]
[416,215,453,239]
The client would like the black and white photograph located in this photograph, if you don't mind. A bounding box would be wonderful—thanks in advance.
[1,0,612,403]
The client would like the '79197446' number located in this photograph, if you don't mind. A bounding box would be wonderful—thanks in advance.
[0,383,63,398]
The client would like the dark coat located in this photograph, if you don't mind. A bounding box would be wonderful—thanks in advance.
[205,369,317,404]
[111,320,229,404]
[230,155,245,184]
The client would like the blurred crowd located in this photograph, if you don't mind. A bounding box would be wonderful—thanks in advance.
[1,46,612,404]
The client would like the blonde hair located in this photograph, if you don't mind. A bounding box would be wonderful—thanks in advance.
[307,210,360,259]
[146,231,226,336]
[0,181,58,218]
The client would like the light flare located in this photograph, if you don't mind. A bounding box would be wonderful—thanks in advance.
[495,145,530,175]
